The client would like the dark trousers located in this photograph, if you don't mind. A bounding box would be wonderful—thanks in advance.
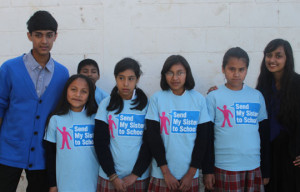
[265,131,300,192]
[0,163,48,192]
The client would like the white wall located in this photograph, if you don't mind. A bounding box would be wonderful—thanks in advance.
[0,0,299,96]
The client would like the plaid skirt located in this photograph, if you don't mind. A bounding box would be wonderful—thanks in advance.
[97,176,149,192]
[214,167,264,192]
[148,176,199,192]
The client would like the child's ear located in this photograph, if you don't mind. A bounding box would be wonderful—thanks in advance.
[222,67,225,74]
[27,32,32,42]
[53,33,58,42]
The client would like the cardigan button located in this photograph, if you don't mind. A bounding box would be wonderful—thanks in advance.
[29,164,33,168]
[36,115,40,119]
[34,131,38,135]
[39,100,42,104]
[31,147,35,151]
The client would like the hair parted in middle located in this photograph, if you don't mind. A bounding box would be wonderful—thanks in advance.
[107,57,148,114]
[47,74,97,123]
[256,38,297,129]
[160,55,195,90]
[222,47,249,69]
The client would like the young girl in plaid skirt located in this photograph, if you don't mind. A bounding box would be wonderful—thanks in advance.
[94,58,150,192]
[145,55,214,192]
[205,47,270,192]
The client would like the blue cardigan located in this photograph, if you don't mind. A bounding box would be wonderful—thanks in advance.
[0,55,69,170]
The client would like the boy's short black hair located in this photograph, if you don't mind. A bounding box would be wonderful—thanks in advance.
[77,59,100,74]
[160,55,195,90]
[222,47,249,69]
[27,10,58,33]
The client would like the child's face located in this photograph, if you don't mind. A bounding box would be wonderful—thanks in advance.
[79,65,100,85]
[265,46,286,76]
[116,69,138,100]
[222,58,248,91]
[27,30,57,59]
[165,63,186,95]
[67,78,89,112]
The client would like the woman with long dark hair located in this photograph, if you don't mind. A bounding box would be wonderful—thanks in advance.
[256,39,300,192]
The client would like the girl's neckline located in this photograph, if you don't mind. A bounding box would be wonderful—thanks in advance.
[121,89,136,101]
[70,107,86,113]
[169,89,186,96]
[224,83,245,92]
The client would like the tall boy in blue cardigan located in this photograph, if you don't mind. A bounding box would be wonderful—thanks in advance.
[0,10,69,192]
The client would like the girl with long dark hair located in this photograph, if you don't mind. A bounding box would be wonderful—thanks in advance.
[256,39,300,192]
[44,74,99,192]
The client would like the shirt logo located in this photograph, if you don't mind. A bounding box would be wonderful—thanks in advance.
[217,105,233,127]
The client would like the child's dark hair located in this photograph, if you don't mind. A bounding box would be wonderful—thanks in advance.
[222,47,249,69]
[256,39,297,128]
[77,59,100,74]
[27,10,58,34]
[107,58,147,114]
[46,74,97,126]
[160,55,195,90]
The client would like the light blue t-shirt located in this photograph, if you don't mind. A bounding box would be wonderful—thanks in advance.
[95,86,109,105]
[206,84,268,171]
[44,110,99,192]
[95,96,149,180]
[146,89,211,179]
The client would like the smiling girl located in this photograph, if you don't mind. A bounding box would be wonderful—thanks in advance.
[44,74,99,192]
[256,39,300,192]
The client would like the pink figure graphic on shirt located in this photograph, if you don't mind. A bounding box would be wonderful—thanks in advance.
[217,105,233,127]
[159,112,170,135]
[108,115,117,138]
[57,127,72,149]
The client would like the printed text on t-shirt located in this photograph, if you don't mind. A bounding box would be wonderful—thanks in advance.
[118,114,145,136]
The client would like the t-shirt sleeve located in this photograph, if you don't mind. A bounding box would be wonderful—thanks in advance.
[102,90,109,98]
[95,97,109,123]
[95,87,109,105]
[145,94,160,122]
[206,93,216,123]
[44,116,57,143]
[198,95,211,124]
[258,92,268,122]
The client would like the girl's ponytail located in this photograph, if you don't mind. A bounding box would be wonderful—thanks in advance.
[131,87,147,111]
[107,86,124,114]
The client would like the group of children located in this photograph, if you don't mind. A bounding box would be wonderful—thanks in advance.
[0,10,299,192]
[44,42,300,192]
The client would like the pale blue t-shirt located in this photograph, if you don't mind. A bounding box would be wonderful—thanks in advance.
[146,89,211,179]
[95,96,149,180]
[206,84,268,171]
[44,110,99,192]
[95,86,109,105]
